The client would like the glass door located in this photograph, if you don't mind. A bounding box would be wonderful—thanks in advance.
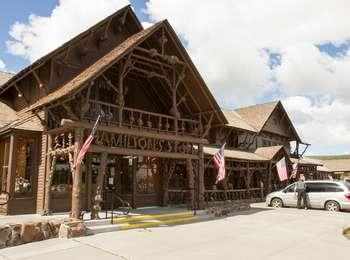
[135,156,161,207]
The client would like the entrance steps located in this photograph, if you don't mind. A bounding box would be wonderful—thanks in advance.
[85,208,211,235]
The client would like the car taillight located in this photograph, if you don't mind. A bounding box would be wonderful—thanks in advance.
[345,193,350,200]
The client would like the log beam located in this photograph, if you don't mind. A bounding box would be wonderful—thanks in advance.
[198,144,205,209]
[91,152,108,219]
[70,128,84,219]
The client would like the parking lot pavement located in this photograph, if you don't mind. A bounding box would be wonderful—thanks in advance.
[1,203,349,260]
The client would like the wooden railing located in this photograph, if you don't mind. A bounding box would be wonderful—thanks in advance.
[204,188,264,202]
[84,100,201,137]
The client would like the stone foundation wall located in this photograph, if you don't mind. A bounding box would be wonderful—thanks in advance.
[206,200,251,217]
[0,218,86,248]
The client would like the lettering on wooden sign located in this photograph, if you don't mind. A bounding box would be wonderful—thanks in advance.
[93,130,198,155]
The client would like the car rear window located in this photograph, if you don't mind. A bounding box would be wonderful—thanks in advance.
[306,182,344,192]
[344,181,350,191]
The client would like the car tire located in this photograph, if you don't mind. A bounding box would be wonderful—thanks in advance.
[324,200,340,212]
[271,198,283,208]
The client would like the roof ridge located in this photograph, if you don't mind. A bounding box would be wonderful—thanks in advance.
[0,5,139,92]
[234,100,280,111]
[0,71,15,76]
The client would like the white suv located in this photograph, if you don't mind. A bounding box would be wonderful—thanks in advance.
[266,180,350,211]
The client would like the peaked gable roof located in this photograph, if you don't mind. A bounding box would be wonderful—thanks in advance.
[0,72,16,128]
[0,5,142,95]
[26,22,162,111]
[24,19,226,124]
[221,108,256,132]
[204,146,269,162]
[0,71,14,86]
[254,145,285,160]
[234,101,279,132]
[0,102,18,128]
[307,155,350,172]
[222,100,302,142]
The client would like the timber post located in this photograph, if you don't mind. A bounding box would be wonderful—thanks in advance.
[43,134,53,215]
[267,162,272,193]
[70,128,83,219]
[117,73,124,126]
[198,144,205,209]
[246,162,251,199]
[6,132,17,213]
[91,152,108,219]
[186,158,194,209]
[161,159,169,206]
[162,159,175,206]
[86,153,92,210]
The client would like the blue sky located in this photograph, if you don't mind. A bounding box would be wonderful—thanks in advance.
[0,1,346,77]
[0,0,349,155]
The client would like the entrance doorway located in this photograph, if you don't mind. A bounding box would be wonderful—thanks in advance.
[89,154,161,209]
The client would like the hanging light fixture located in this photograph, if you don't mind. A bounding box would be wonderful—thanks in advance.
[14,84,23,98]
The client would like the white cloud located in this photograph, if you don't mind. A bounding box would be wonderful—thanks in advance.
[6,0,131,63]
[146,0,350,106]
[141,21,153,29]
[5,0,350,154]
[146,0,350,154]
[274,43,350,101]
[0,59,5,70]
[283,96,350,154]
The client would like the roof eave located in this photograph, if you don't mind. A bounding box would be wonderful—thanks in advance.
[0,5,140,95]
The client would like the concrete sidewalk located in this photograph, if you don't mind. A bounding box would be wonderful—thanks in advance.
[0,206,195,225]
[1,203,349,260]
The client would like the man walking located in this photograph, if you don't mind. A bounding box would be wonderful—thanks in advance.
[294,174,309,209]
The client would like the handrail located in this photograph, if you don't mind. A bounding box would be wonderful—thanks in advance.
[109,191,131,224]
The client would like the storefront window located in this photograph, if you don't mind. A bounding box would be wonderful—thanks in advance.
[15,138,36,195]
[51,156,87,193]
[169,164,187,189]
[52,158,72,192]
[136,156,158,193]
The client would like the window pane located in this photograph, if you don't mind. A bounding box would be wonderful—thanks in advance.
[306,183,325,192]
[325,183,344,192]
[15,138,35,195]
[136,157,158,194]
[285,183,296,193]
[344,181,350,190]
[52,158,72,192]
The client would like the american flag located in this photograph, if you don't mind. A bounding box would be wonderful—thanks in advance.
[289,162,298,179]
[276,157,288,181]
[214,143,226,184]
[76,112,103,166]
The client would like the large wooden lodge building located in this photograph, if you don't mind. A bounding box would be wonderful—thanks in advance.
[0,6,319,216]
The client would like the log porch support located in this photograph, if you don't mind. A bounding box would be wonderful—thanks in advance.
[70,128,84,219]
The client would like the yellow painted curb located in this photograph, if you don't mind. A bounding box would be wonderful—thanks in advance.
[120,216,199,230]
[113,211,193,223]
